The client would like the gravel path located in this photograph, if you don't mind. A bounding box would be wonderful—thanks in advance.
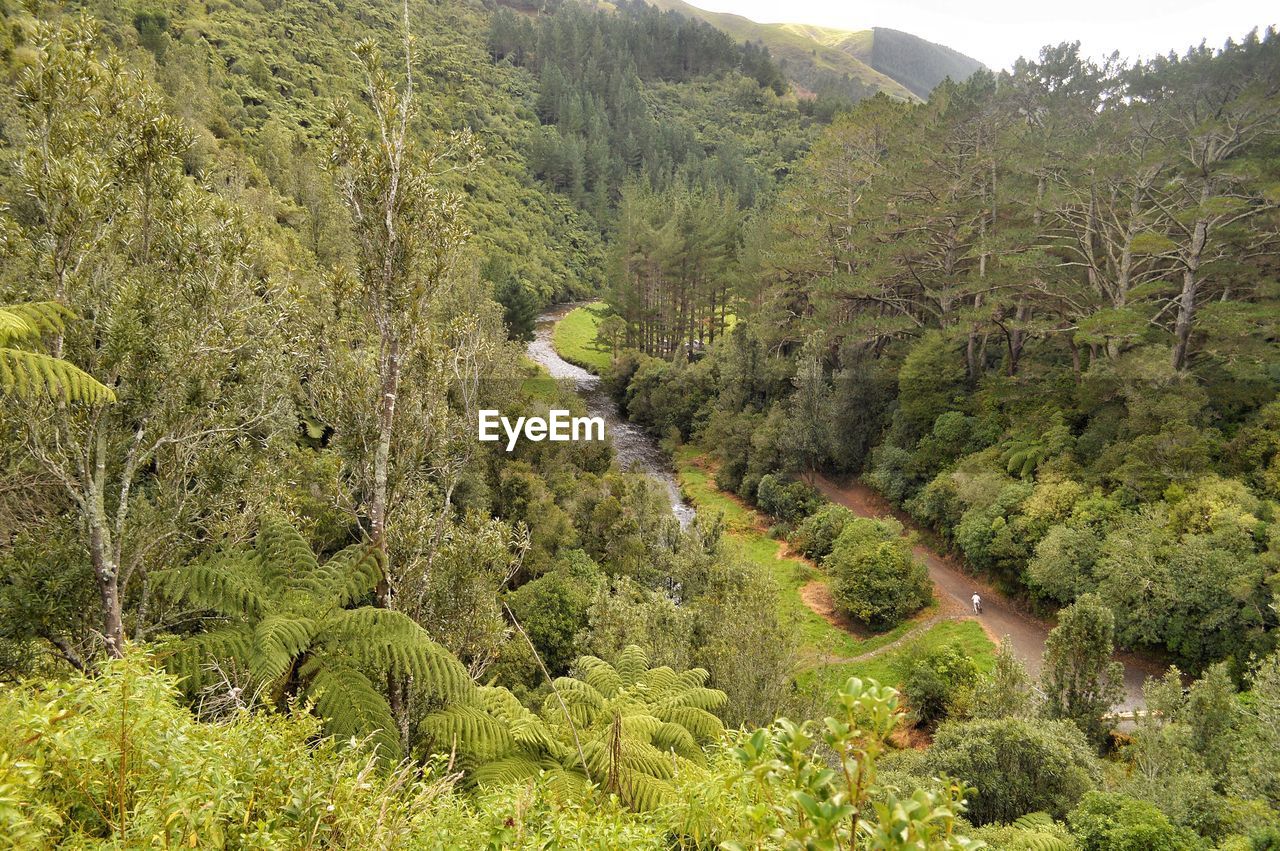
[810,474,1161,711]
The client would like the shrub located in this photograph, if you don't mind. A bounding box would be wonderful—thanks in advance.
[893,640,979,727]
[925,717,1101,825]
[793,504,855,561]
[827,517,931,629]
[1067,792,1196,851]
[755,474,820,523]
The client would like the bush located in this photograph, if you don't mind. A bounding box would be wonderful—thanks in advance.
[503,550,602,676]
[1067,792,1196,851]
[0,654,504,847]
[755,474,820,523]
[925,717,1101,825]
[827,517,932,629]
[793,504,855,561]
[893,641,979,727]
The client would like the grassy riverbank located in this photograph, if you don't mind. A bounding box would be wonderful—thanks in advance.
[672,445,994,692]
[552,302,612,374]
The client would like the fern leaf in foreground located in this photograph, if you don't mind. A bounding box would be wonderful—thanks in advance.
[158,515,475,762]
[0,302,114,403]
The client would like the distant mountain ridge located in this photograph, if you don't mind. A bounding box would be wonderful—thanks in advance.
[641,0,985,100]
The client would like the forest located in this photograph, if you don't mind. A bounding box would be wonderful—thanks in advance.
[0,0,1277,847]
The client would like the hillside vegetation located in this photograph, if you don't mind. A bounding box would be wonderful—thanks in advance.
[1,0,1279,846]
[644,0,983,100]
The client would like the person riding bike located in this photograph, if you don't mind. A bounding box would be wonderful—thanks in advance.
[971,592,982,614]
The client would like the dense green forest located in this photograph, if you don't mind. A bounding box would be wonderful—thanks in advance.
[1,0,1279,845]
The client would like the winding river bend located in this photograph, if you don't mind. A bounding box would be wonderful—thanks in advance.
[527,304,695,528]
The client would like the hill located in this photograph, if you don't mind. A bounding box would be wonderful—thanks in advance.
[642,0,984,100]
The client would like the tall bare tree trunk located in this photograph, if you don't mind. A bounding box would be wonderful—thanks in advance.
[87,432,124,658]
[371,331,399,607]
[1172,213,1208,371]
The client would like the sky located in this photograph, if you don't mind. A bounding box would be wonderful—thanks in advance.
[679,0,1278,70]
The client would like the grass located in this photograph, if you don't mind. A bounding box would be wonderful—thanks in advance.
[552,302,612,374]
[672,444,996,709]
[796,619,997,698]
[675,446,932,661]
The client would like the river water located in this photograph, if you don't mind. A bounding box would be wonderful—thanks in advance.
[526,304,694,528]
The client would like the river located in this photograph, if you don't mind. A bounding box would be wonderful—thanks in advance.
[526,304,695,527]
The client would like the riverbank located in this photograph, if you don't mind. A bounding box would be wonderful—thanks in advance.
[551,301,612,374]
[672,446,996,689]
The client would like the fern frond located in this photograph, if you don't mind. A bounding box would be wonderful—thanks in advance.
[322,607,472,699]
[650,721,701,761]
[250,615,318,682]
[300,657,400,760]
[614,645,650,686]
[655,705,724,742]
[674,668,710,690]
[0,347,115,404]
[163,623,254,694]
[477,687,562,755]
[256,514,318,585]
[1012,813,1058,831]
[306,542,382,607]
[547,676,606,723]
[419,705,516,762]
[470,754,552,788]
[0,302,73,345]
[575,655,622,698]
[639,665,678,692]
[654,686,727,714]
[615,770,674,812]
[154,557,266,619]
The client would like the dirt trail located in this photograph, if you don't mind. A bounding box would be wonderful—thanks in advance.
[810,474,1161,711]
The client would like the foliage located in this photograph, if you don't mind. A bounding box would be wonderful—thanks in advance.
[156,515,471,760]
[0,301,114,404]
[1067,792,1195,851]
[894,640,979,726]
[925,717,1101,825]
[424,645,726,812]
[794,503,856,560]
[755,473,821,524]
[1039,594,1126,747]
[827,517,933,629]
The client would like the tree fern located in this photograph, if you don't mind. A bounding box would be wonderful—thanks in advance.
[422,645,726,811]
[0,301,114,404]
[156,515,473,761]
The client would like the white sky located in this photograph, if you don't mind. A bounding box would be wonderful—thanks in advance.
[681,0,1278,70]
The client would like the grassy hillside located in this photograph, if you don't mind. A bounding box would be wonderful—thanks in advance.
[643,0,983,101]
[643,0,918,101]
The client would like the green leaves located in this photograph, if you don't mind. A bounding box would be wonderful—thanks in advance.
[158,516,474,761]
[0,302,115,404]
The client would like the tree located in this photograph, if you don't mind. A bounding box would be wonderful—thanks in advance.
[1040,593,1125,746]
[1125,31,1280,370]
[423,645,726,811]
[156,515,471,760]
[827,517,932,629]
[970,636,1037,719]
[5,19,292,662]
[925,717,1100,825]
[328,19,479,598]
